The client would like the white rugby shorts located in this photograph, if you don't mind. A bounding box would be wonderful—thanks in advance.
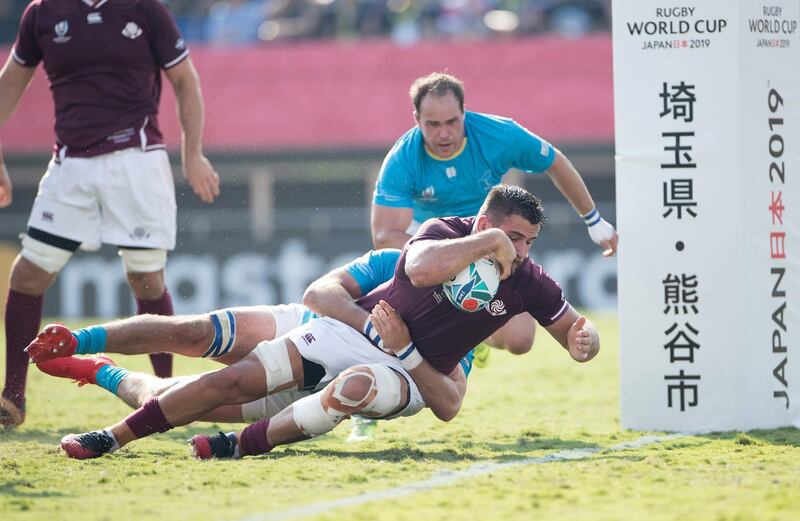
[254,317,426,420]
[27,148,176,250]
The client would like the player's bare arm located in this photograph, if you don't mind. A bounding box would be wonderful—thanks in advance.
[302,267,369,332]
[369,300,466,421]
[0,144,11,208]
[0,57,36,208]
[164,58,219,204]
[545,148,619,257]
[406,225,514,287]
[371,204,415,249]
[544,304,600,363]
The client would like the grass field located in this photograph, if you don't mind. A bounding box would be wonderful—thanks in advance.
[2,313,799,521]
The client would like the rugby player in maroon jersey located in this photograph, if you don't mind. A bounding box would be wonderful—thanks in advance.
[0,0,219,427]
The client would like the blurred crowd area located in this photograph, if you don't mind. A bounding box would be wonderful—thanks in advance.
[0,0,610,45]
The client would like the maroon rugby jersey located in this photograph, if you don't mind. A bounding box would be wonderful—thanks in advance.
[12,0,189,157]
[357,217,568,374]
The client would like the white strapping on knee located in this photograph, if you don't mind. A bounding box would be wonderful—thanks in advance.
[290,365,403,437]
[204,309,236,358]
[253,338,296,393]
[358,364,403,416]
[291,392,344,437]
[118,248,167,273]
[20,233,73,274]
[331,371,375,408]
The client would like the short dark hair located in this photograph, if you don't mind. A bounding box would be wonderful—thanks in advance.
[409,72,465,114]
[479,185,546,227]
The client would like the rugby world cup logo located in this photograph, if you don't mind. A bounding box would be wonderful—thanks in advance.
[53,21,71,43]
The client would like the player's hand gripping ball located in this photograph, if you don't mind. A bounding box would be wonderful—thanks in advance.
[443,257,501,313]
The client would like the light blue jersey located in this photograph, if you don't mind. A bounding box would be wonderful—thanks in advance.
[374,111,556,224]
[306,249,474,378]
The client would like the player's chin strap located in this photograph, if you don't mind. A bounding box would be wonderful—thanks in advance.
[581,207,616,246]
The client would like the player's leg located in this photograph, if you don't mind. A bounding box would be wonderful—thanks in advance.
[36,354,263,423]
[2,153,103,427]
[192,364,412,459]
[484,312,537,355]
[102,148,180,378]
[59,335,310,458]
[1,246,69,427]
[27,305,286,364]
[123,259,174,378]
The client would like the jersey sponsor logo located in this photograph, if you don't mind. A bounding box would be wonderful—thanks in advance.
[445,166,457,178]
[106,127,135,144]
[541,140,551,157]
[42,211,54,223]
[53,21,71,43]
[420,186,436,200]
[87,12,103,24]
[122,22,143,40]
[175,38,186,50]
[432,289,445,304]
[303,333,316,345]
[487,300,507,316]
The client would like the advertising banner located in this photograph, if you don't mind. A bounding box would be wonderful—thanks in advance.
[615,0,800,430]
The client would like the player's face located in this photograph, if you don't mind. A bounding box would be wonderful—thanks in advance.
[494,214,540,272]
[415,91,466,159]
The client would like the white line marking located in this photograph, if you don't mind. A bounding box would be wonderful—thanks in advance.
[237,434,684,521]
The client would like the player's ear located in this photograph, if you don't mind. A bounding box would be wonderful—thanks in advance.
[413,110,420,123]
[475,214,491,232]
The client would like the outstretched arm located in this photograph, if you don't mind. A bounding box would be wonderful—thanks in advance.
[164,58,219,204]
[546,149,618,257]
[544,304,600,363]
[369,300,466,421]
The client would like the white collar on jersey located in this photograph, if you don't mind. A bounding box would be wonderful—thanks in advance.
[82,0,110,8]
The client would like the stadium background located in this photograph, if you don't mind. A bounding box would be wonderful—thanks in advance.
[0,0,615,319]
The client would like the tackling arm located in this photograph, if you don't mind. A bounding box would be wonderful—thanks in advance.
[164,58,219,204]
[544,304,600,363]
[302,267,369,333]
[0,56,36,208]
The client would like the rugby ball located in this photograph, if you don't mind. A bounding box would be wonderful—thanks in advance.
[443,257,501,313]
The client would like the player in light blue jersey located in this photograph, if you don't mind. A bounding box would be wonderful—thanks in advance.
[370,72,617,366]
[33,249,474,427]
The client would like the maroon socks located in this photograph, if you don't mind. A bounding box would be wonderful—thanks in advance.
[136,290,174,378]
[3,290,44,409]
[124,397,173,438]
[239,418,275,456]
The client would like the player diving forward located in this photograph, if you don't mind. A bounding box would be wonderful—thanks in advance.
[33,186,599,459]
[32,249,475,425]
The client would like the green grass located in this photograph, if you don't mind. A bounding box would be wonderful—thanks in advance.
[2,313,800,521]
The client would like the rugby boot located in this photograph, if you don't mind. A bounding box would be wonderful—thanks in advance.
[191,431,238,459]
[25,324,76,363]
[473,342,491,368]
[61,430,117,459]
[36,355,116,387]
[0,396,25,429]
